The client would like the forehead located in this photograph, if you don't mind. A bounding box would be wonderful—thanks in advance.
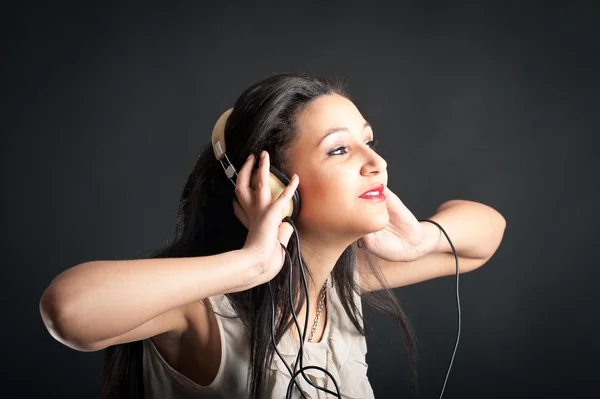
[294,94,366,143]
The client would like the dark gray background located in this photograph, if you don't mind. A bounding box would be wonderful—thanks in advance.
[2,1,598,398]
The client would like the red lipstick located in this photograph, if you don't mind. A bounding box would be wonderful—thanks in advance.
[359,183,386,200]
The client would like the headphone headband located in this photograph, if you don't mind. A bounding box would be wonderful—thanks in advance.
[211,108,236,185]
[211,108,234,160]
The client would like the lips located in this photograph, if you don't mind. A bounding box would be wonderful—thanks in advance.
[359,183,385,198]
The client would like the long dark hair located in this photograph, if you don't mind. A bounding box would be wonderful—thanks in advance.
[102,73,419,398]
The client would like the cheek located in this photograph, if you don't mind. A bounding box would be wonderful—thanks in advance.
[296,177,389,234]
[298,178,354,219]
[298,179,328,208]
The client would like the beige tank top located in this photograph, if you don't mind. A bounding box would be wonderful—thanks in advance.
[142,273,375,398]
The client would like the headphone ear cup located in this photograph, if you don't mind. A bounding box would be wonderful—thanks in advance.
[249,166,300,222]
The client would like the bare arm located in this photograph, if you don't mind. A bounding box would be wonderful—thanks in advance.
[39,249,260,351]
[40,151,300,353]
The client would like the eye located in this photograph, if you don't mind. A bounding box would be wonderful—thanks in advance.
[327,140,379,156]
[328,146,348,156]
[367,140,378,150]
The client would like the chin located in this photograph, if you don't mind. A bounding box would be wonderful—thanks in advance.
[363,212,389,233]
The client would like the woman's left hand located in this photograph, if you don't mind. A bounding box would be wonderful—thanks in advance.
[359,187,437,262]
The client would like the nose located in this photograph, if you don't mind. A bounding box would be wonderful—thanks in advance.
[360,148,387,175]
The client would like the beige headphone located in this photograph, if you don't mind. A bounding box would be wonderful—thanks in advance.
[211,108,300,220]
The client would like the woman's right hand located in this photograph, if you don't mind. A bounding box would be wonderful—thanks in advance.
[234,150,299,286]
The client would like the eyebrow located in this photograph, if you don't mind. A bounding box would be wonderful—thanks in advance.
[317,121,372,146]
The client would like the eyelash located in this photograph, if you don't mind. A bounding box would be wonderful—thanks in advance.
[328,140,378,156]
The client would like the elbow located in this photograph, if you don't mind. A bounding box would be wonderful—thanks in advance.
[493,213,507,254]
[479,214,507,266]
[498,212,507,231]
[39,287,97,352]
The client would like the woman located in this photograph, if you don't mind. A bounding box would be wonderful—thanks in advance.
[39,73,506,398]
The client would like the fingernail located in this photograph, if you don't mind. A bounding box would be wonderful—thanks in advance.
[261,150,266,159]
[247,154,254,162]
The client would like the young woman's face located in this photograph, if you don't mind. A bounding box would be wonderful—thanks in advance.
[287,93,389,239]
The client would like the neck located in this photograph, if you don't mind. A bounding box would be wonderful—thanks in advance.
[294,226,358,311]
[283,225,359,341]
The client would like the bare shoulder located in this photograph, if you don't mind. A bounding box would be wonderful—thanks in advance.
[151,298,223,387]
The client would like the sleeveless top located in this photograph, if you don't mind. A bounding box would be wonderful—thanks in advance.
[142,273,375,398]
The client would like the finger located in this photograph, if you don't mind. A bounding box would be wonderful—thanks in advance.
[233,198,250,229]
[273,173,299,207]
[235,154,255,205]
[277,221,295,247]
[256,151,272,208]
[264,174,299,223]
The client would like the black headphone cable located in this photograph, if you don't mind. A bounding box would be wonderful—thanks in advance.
[268,217,460,399]
[268,216,341,398]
